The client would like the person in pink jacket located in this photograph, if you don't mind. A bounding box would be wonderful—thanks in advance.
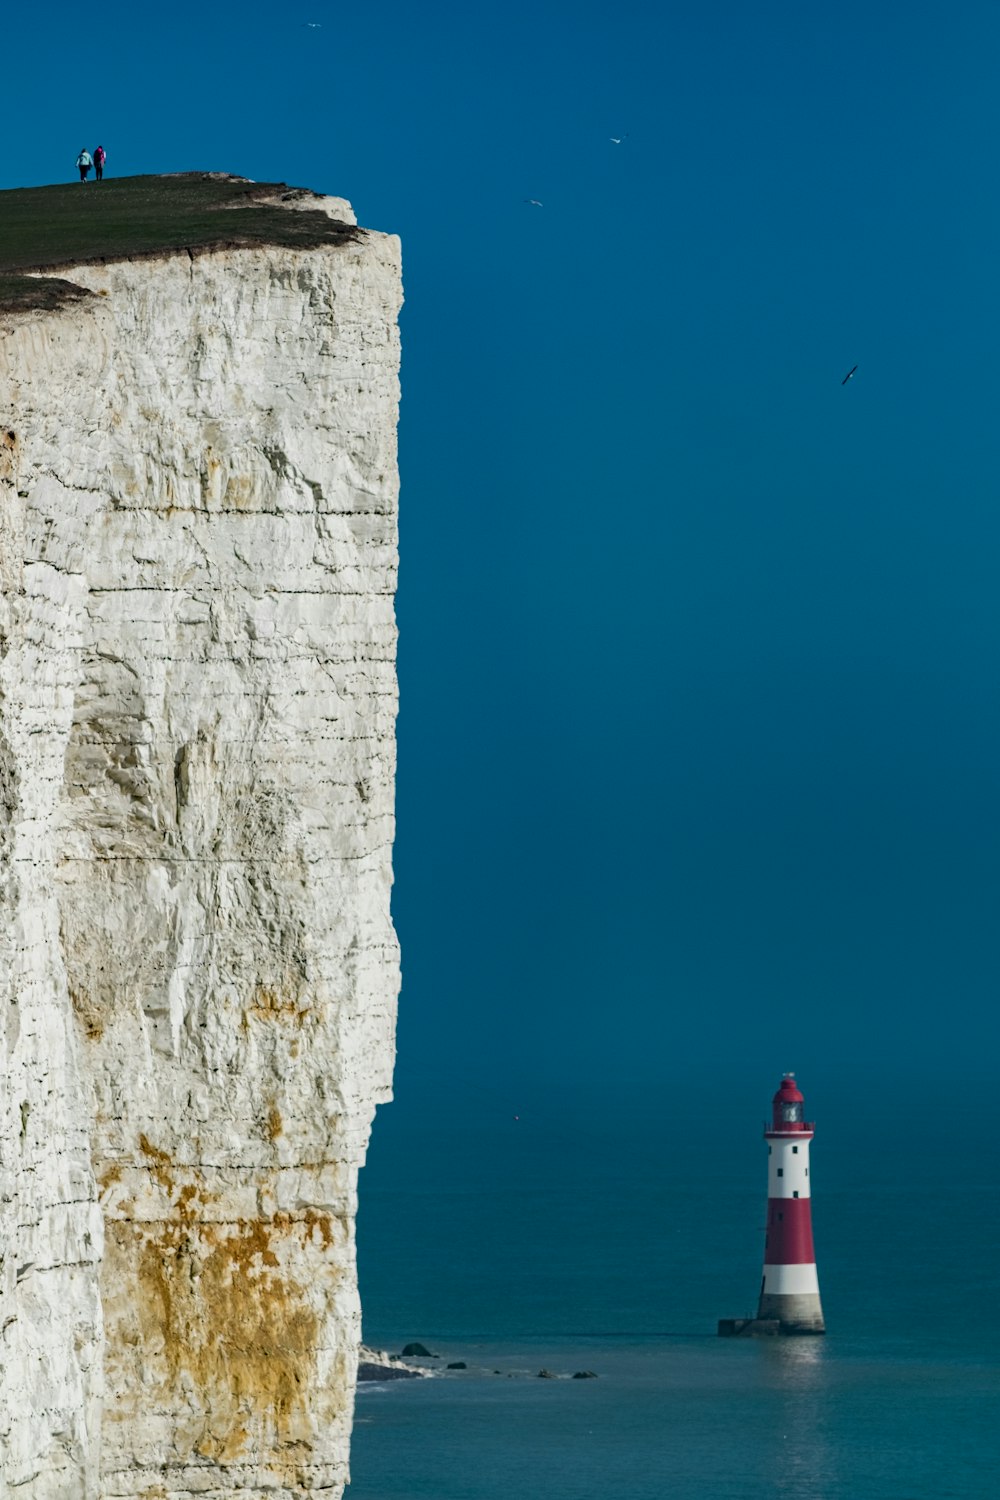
[94,145,107,181]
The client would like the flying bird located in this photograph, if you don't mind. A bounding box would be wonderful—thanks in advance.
[841,364,858,385]
[302,20,322,26]
[524,198,543,206]
[609,136,627,144]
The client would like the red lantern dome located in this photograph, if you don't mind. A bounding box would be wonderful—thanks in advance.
[767,1072,814,1135]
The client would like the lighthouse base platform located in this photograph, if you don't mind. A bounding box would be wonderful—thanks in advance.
[717,1318,781,1337]
[717,1316,825,1337]
[757,1290,826,1333]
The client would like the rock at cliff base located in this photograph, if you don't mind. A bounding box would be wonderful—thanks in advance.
[357,1347,428,1381]
[401,1342,434,1357]
[358,1361,424,1382]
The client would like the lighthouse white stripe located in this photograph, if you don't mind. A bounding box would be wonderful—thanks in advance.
[768,1179,811,1199]
[762,1262,820,1295]
[767,1140,812,1198]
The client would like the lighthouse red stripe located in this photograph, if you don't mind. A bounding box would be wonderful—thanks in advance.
[765,1196,816,1264]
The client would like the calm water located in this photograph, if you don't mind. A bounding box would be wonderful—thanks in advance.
[351,1087,1000,1498]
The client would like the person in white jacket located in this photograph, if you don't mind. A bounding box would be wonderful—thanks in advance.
[76,148,92,182]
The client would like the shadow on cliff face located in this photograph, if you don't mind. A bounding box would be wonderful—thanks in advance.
[0,274,97,313]
[0,172,363,313]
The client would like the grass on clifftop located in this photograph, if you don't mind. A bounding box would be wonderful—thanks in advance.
[0,173,361,312]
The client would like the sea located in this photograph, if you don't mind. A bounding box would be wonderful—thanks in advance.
[351,1081,1000,1499]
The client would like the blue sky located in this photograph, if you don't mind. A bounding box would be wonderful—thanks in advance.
[8,2,1000,1116]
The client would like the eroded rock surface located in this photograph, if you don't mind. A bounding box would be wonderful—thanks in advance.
[0,202,401,1498]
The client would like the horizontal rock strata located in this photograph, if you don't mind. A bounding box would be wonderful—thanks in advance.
[0,191,401,1498]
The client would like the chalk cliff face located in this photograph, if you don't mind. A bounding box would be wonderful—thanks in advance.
[0,197,401,1497]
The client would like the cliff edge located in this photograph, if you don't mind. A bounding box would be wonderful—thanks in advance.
[0,174,402,1498]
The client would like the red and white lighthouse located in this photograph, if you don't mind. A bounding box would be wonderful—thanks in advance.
[758,1072,825,1334]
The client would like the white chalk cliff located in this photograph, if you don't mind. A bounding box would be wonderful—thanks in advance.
[0,193,401,1496]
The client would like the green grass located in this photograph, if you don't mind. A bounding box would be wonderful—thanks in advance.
[0,173,361,312]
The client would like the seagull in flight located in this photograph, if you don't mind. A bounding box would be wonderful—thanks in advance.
[609,136,627,144]
[841,364,858,385]
[524,198,543,206]
[302,20,322,26]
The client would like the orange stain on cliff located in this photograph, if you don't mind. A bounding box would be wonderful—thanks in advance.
[246,978,314,1026]
[105,1139,347,1467]
[127,1212,326,1461]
